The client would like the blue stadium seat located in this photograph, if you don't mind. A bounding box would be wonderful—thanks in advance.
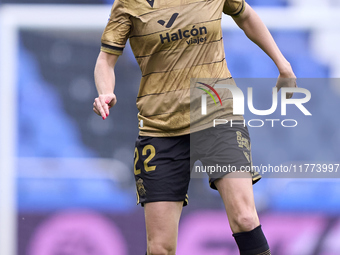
[18,47,95,157]
[224,30,329,78]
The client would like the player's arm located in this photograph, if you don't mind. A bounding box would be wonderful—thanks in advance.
[231,2,296,97]
[93,51,119,120]
[93,0,131,119]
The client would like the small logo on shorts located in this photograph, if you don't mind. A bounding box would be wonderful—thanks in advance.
[136,178,146,196]
[243,151,251,163]
[236,131,250,151]
[236,131,251,163]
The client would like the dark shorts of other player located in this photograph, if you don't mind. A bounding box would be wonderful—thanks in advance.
[133,124,261,206]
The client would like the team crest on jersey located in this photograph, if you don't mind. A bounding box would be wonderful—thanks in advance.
[136,178,146,196]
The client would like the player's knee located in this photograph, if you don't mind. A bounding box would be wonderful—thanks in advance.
[147,241,176,255]
[233,213,259,233]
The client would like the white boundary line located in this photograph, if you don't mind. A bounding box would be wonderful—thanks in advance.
[0,6,110,254]
[0,8,19,255]
[0,4,339,255]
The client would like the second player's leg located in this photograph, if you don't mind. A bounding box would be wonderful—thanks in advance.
[214,172,271,255]
[214,171,259,233]
[144,201,183,255]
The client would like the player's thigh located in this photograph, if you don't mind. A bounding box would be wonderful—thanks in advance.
[192,124,261,189]
[134,135,190,206]
[144,201,183,249]
[214,171,260,233]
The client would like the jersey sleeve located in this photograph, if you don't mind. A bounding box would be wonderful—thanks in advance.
[223,0,245,16]
[101,0,132,56]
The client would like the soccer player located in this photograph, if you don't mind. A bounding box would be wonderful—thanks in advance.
[93,0,296,254]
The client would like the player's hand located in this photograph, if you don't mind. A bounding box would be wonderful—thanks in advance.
[275,69,297,99]
[93,93,117,120]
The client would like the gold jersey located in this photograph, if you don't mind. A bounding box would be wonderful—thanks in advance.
[101,0,245,136]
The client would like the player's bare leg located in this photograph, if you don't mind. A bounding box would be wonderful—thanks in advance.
[215,171,271,255]
[215,171,259,233]
[144,201,183,255]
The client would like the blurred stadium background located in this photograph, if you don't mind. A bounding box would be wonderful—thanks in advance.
[0,0,340,254]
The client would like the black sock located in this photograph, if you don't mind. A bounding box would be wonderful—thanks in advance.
[232,225,271,255]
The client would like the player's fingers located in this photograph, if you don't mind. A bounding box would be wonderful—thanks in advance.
[276,85,281,92]
[93,102,97,114]
[94,98,107,119]
[290,79,297,98]
[293,79,298,88]
[105,96,117,110]
[286,92,293,99]
[104,99,112,113]
[275,79,283,92]
[276,77,297,98]
[93,101,101,116]
[93,106,101,116]
[99,97,110,117]
[286,78,297,99]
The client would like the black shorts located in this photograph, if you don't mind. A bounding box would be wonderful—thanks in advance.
[134,124,261,206]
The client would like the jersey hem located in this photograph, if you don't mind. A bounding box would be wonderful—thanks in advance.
[138,115,245,137]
